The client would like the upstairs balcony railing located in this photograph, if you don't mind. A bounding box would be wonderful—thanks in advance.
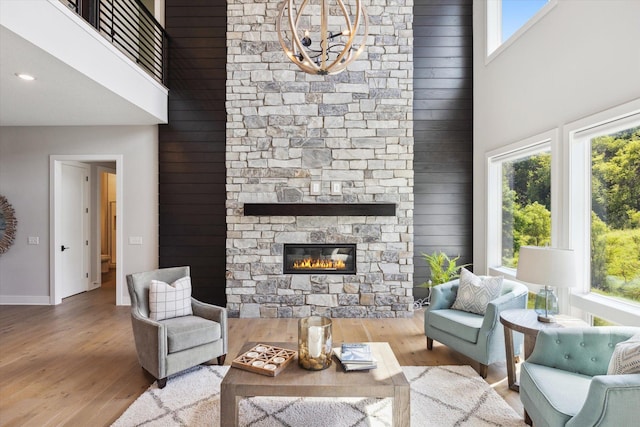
[62,0,168,85]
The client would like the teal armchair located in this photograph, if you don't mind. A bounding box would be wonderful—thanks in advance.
[424,278,528,377]
[520,327,640,427]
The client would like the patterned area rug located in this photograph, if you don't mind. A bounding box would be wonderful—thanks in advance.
[112,365,526,426]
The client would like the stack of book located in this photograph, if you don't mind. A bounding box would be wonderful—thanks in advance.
[334,343,377,371]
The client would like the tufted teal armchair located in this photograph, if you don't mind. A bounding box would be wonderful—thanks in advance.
[520,326,640,427]
[424,278,528,377]
[126,266,227,388]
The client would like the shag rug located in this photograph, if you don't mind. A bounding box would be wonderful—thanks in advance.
[112,365,526,426]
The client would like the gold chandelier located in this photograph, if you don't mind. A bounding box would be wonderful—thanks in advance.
[277,0,368,75]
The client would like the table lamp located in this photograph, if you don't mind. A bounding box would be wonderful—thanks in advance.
[516,246,576,323]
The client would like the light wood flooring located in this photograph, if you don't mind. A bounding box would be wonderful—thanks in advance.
[0,274,523,426]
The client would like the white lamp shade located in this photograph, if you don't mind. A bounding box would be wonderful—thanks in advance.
[516,246,576,288]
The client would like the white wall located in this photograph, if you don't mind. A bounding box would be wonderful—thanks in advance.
[0,126,159,305]
[473,0,640,273]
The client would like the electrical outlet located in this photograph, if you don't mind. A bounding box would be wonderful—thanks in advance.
[331,181,342,195]
[28,236,39,245]
[310,182,322,195]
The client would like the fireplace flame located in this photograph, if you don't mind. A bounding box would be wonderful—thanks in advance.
[292,258,346,270]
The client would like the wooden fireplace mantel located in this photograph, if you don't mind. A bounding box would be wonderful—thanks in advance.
[243,203,396,216]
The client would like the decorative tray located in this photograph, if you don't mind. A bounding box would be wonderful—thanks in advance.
[231,343,297,376]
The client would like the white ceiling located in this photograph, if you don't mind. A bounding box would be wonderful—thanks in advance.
[0,25,166,127]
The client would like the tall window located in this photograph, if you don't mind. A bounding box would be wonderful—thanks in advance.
[501,151,551,268]
[570,109,640,323]
[590,126,640,304]
[487,131,555,273]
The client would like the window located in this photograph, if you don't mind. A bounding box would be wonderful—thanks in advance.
[501,151,551,268]
[487,130,556,273]
[501,0,549,42]
[590,126,640,304]
[486,0,556,59]
[486,103,640,326]
[570,108,640,321]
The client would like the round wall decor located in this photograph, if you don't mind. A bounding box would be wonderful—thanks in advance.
[0,195,17,255]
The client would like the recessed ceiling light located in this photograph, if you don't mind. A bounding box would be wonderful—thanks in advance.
[15,73,36,81]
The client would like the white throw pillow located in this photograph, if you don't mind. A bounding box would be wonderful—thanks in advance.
[451,268,503,315]
[149,276,193,321]
[607,333,640,375]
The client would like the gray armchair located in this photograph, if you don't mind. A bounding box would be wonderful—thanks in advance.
[424,278,528,377]
[126,266,227,388]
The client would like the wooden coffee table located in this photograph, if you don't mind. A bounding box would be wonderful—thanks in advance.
[220,341,410,427]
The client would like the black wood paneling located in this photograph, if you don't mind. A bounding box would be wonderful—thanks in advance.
[413,0,473,284]
[159,0,227,306]
[158,0,473,304]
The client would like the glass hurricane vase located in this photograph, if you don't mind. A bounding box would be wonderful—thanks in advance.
[298,316,333,370]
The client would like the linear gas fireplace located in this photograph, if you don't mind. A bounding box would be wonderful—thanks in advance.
[283,244,357,275]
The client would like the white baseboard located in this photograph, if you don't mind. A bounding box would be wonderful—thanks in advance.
[0,295,52,305]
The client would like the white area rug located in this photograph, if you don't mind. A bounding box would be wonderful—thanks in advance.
[112,365,526,426]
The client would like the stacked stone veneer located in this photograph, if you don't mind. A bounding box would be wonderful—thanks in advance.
[225,0,414,318]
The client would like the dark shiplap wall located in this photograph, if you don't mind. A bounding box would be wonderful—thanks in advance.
[158,0,473,304]
[413,0,473,285]
[159,0,227,305]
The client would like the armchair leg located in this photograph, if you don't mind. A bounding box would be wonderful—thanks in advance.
[524,410,532,426]
[478,364,488,378]
[426,337,433,350]
[157,378,167,389]
[217,354,226,365]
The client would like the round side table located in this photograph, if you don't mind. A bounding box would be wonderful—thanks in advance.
[499,309,588,391]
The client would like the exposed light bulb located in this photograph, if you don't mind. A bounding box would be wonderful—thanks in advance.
[302,29,312,47]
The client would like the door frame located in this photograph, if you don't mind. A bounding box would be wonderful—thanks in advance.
[50,155,124,305]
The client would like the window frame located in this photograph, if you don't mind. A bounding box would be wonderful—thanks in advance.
[485,100,640,327]
[567,105,640,325]
[486,129,558,281]
[485,0,557,63]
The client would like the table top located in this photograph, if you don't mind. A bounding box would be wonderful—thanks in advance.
[500,309,588,336]
[221,341,408,398]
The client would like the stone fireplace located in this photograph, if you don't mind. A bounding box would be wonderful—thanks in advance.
[225,0,414,318]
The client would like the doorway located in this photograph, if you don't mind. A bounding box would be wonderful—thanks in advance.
[50,155,124,305]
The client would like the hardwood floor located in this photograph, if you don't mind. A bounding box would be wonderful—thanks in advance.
[0,277,523,426]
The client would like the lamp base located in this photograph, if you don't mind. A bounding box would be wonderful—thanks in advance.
[534,286,559,323]
[537,314,557,323]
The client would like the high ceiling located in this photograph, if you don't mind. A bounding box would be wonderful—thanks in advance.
[0,25,165,126]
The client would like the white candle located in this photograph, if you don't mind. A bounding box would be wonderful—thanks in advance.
[308,326,323,358]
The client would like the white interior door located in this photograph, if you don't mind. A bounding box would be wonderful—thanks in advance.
[60,162,89,299]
